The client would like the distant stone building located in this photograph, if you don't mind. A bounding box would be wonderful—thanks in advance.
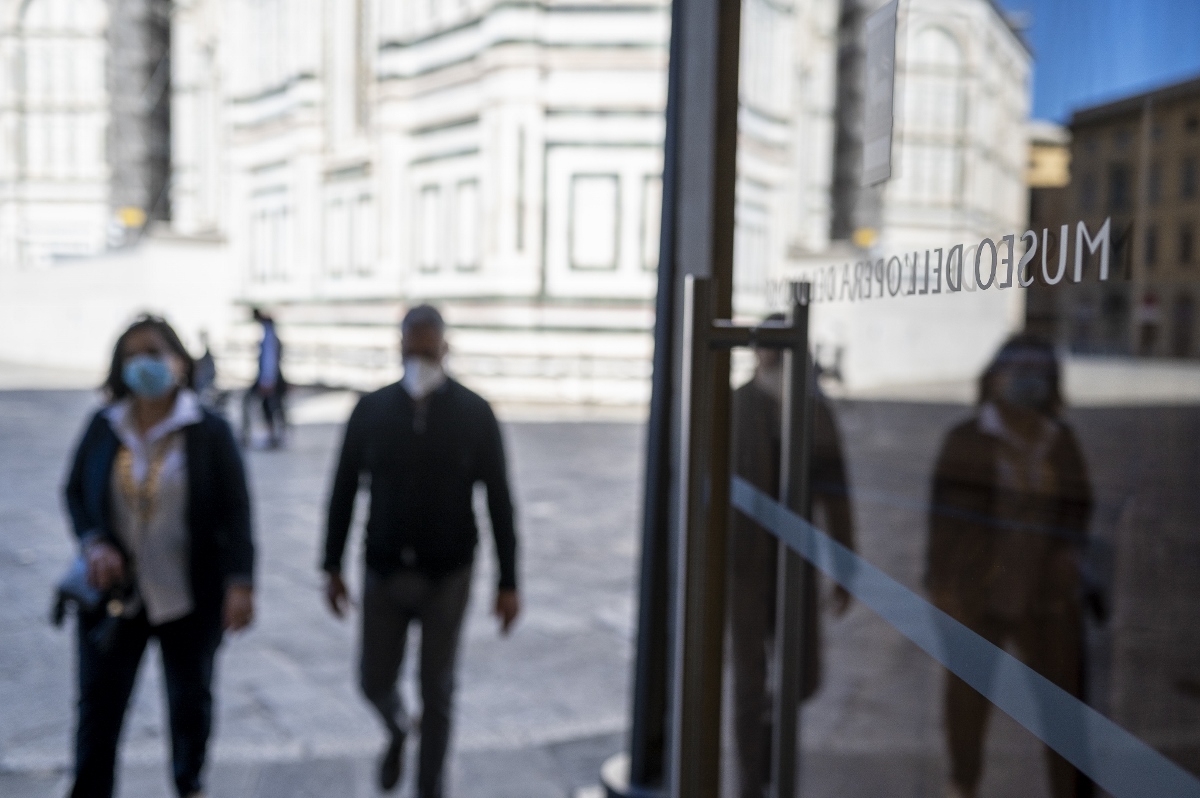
[0,0,1035,401]
[795,0,1033,390]
[0,0,171,267]
[1028,74,1200,359]
[0,0,109,265]
[1024,119,1071,340]
[198,0,1030,398]
[176,0,673,403]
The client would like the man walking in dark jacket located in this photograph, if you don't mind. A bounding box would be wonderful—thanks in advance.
[322,304,520,797]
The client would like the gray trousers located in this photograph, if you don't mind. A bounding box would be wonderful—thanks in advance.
[360,565,473,798]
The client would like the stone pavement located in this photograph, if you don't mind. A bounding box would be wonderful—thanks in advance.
[5,386,1199,797]
[0,388,1068,798]
[0,389,641,797]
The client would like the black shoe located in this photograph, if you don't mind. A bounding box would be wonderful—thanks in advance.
[379,732,405,792]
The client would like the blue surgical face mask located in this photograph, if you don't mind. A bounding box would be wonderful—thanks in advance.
[122,355,177,399]
[401,356,446,400]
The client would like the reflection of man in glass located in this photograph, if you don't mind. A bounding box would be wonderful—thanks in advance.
[926,335,1093,798]
[729,318,855,798]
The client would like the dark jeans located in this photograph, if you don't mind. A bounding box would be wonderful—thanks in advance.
[729,569,776,798]
[942,608,1085,798]
[71,608,222,798]
[241,387,286,446]
[360,566,473,798]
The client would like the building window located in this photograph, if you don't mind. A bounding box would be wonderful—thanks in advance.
[1108,163,1131,213]
[899,27,965,208]
[1183,156,1198,200]
[641,175,663,272]
[1114,129,1132,150]
[1145,225,1158,269]
[1182,224,1195,266]
[323,189,374,276]
[1172,293,1195,357]
[740,0,790,116]
[1187,115,1199,134]
[453,180,479,271]
[352,194,375,275]
[249,191,291,282]
[355,0,371,131]
[326,198,349,277]
[734,203,770,296]
[250,212,266,282]
[1149,162,1163,205]
[255,0,289,90]
[1079,174,1098,213]
[516,127,526,253]
[569,174,620,271]
[417,185,442,272]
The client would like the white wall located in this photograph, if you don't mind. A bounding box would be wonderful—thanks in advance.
[0,232,235,371]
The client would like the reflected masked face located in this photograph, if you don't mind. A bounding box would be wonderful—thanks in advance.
[1000,369,1052,410]
[993,362,1055,415]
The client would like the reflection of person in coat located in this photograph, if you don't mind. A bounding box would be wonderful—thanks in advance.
[728,321,855,798]
[926,334,1093,798]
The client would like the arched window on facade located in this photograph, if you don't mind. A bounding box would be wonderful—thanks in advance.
[18,0,107,182]
[739,0,791,118]
[897,26,965,208]
[1173,293,1196,358]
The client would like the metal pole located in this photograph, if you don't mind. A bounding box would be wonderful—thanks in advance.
[621,0,688,781]
[770,284,814,798]
[668,276,732,798]
[663,281,812,795]
[614,0,742,787]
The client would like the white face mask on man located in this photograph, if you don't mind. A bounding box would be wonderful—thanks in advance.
[401,356,447,400]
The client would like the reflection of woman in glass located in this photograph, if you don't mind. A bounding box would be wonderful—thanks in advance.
[926,334,1092,798]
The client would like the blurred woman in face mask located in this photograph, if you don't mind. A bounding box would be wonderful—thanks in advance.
[63,315,255,798]
[926,334,1094,798]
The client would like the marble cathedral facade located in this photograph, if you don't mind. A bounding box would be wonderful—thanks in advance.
[2,0,1031,401]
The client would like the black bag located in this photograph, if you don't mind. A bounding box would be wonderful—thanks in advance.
[51,555,102,625]
[52,556,142,652]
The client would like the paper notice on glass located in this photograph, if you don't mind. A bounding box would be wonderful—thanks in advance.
[863,0,898,186]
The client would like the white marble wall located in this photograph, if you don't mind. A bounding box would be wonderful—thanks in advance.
[198,0,669,402]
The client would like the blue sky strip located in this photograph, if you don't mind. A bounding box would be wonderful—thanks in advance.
[997,0,1200,121]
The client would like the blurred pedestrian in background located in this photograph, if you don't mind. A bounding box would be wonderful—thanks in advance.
[322,304,520,797]
[192,330,219,408]
[242,308,287,448]
[727,314,856,798]
[926,334,1094,798]
[63,314,255,798]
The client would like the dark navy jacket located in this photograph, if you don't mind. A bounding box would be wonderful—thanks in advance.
[323,379,517,589]
[64,407,255,620]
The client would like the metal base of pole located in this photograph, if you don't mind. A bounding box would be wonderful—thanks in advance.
[599,753,667,798]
